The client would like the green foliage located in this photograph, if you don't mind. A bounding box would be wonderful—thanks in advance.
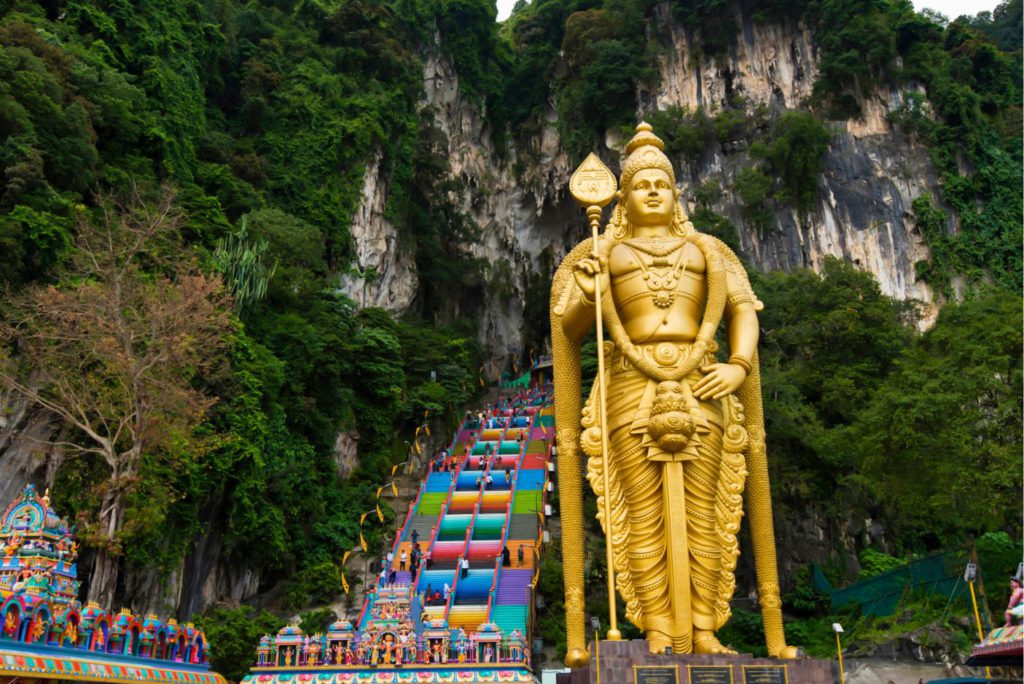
[645,106,713,164]
[212,218,276,319]
[842,294,1023,547]
[286,561,342,610]
[299,608,338,636]
[500,0,653,153]
[976,531,1024,611]
[733,167,774,231]
[858,548,906,579]
[195,606,284,682]
[755,111,831,211]
[666,0,738,58]
[535,536,567,659]
[967,0,1022,51]
[784,565,830,615]
[752,259,916,516]
[0,204,72,283]
[717,607,767,656]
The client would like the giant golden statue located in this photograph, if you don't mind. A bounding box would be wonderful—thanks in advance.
[551,123,798,666]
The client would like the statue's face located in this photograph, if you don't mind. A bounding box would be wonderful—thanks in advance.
[625,168,675,228]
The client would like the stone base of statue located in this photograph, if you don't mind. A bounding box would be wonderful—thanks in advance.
[556,640,838,684]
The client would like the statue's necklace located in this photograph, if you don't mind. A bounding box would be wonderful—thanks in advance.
[624,240,689,309]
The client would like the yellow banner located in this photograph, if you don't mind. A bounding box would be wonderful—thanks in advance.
[360,512,368,525]
[342,550,351,566]
[424,425,431,436]
[415,441,422,455]
[391,464,399,476]
[359,531,368,553]
[391,480,398,497]
[376,504,384,522]
[376,486,384,499]
[341,573,349,594]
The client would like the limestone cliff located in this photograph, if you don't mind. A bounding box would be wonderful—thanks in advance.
[349,2,943,366]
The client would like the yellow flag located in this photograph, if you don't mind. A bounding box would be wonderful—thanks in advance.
[415,425,422,438]
[359,531,368,553]
[342,550,351,566]
[391,464,399,476]
[342,573,349,594]
[360,512,368,525]
[479,366,485,387]
[376,504,384,522]
[424,425,431,436]
[415,441,422,455]
[376,486,384,499]
[423,410,430,420]
[391,480,398,497]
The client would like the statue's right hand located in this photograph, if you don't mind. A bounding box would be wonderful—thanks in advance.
[573,256,607,301]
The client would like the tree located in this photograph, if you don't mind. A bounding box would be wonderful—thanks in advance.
[843,294,1023,547]
[0,186,231,606]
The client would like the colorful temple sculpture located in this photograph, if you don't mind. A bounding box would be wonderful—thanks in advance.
[245,386,553,683]
[966,624,1023,668]
[0,484,226,684]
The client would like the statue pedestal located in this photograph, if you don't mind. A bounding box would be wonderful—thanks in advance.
[556,640,837,684]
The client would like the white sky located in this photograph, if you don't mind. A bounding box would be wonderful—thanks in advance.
[496,0,1002,22]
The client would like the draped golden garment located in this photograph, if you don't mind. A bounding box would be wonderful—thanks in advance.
[582,342,748,652]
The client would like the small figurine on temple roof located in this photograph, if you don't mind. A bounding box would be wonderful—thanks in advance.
[63,620,78,646]
[4,532,22,557]
[4,609,18,637]
[30,618,45,643]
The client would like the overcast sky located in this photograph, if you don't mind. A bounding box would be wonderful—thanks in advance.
[496,0,1003,22]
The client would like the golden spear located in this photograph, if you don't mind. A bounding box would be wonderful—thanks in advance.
[569,153,621,641]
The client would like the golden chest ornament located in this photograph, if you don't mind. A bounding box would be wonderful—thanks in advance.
[622,238,691,309]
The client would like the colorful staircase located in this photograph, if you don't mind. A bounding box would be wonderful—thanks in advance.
[245,386,552,680]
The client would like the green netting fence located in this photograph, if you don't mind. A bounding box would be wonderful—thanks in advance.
[814,547,973,617]
[500,372,531,389]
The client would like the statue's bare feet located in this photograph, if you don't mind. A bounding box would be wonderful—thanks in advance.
[693,630,737,655]
[647,631,672,654]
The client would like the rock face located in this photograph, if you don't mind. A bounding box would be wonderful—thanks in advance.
[338,150,419,312]
[0,392,58,506]
[644,3,938,322]
[341,3,942,361]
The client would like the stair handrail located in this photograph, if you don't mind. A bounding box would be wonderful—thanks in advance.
[463,490,483,560]
[486,554,502,622]
[357,590,375,630]
[443,556,462,624]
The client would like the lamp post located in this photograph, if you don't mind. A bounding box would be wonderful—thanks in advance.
[964,561,992,679]
[832,623,845,684]
[590,617,601,684]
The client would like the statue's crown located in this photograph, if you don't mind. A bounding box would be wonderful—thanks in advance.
[625,122,666,155]
[620,122,674,189]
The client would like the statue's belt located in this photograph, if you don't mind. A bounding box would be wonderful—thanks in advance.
[610,341,716,375]
[601,343,724,463]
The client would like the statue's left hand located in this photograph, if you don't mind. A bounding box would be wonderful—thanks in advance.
[692,363,747,400]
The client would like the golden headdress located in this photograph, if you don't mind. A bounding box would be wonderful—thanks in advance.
[619,122,675,190]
